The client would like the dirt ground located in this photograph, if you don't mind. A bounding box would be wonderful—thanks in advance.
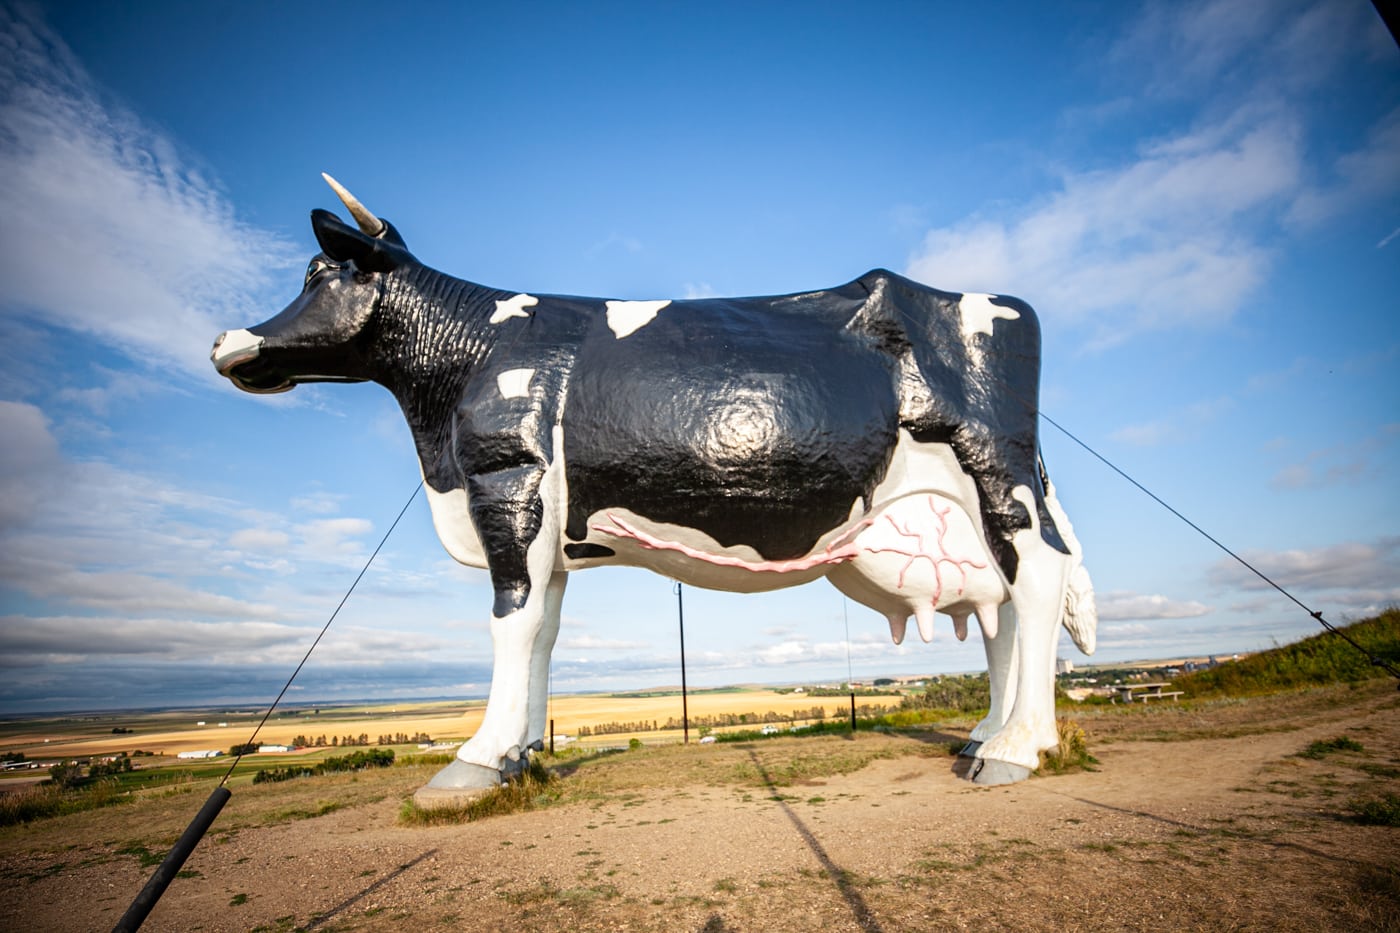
[2,683,1397,932]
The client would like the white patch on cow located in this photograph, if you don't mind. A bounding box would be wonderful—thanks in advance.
[867,431,986,520]
[958,293,1019,340]
[422,482,488,569]
[605,299,670,339]
[490,293,538,324]
[210,328,264,371]
[496,368,535,399]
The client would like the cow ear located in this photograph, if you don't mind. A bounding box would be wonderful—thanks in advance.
[310,209,402,273]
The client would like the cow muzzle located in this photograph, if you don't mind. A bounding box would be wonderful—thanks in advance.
[211,329,293,394]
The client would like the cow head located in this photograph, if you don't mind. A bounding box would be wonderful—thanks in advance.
[212,175,415,394]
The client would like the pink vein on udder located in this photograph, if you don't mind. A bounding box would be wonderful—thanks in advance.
[590,513,873,573]
[862,497,988,601]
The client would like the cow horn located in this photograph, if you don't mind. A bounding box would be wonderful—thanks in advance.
[321,172,386,237]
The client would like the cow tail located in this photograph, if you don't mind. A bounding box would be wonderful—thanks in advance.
[1062,562,1098,655]
[1040,459,1098,655]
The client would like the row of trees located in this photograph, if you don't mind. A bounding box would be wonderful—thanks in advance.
[288,734,372,748]
[375,732,434,746]
[576,706,854,736]
[278,732,435,749]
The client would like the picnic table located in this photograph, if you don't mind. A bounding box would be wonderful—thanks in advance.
[1109,682,1184,704]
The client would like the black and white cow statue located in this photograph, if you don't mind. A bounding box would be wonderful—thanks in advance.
[213,176,1096,803]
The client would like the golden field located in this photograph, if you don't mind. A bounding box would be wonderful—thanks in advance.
[0,689,900,762]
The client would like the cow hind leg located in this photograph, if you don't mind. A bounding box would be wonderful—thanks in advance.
[970,490,1072,783]
[525,572,566,755]
[966,601,1017,753]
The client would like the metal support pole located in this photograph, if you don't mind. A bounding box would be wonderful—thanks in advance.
[549,718,554,755]
[675,582,689,744]
[849,692,857,734]
[113,786,231,932]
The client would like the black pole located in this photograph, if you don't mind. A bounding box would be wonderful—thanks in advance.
[549,718,555,755]
[676,582,689,744]
[849,692,857,734]
[112,786,231,932]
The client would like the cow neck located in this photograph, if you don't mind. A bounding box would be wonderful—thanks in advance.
[375,263,497,489]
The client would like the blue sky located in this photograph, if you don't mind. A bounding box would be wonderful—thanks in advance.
[1,1,1396,712]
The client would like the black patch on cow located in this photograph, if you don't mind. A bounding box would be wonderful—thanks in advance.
[564,542,615,560]
[562,294,901,561]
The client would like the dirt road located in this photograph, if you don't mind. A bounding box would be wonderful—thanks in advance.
[3,683,1397,932]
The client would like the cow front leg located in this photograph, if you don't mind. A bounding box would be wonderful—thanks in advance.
[971,534,1070,784]
[416,460,563,804]
[416,576,558,804]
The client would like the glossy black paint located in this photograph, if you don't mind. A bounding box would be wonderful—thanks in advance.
[221,211,1067,614]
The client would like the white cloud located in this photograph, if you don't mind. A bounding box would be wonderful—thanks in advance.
[681,282,718,299]
[559,634,651,651]
[1208,537,1400,595]
[0,400,62,528]
[1270,423,1400,490]
[1111,396,1236,447]
[1096,591,1211,622]
[906,116,1298,343]
[229,527,292,551]
[0,6,295,385]
[291,491,347,515]
[297,517,374,556]
[1287,106,1400,228]
[0,614,303,664]
[1110,0,1383,99]
[906,0,1398,348]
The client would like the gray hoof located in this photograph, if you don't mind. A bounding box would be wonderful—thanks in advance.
[500,753,532,779]
[968,758,1032,786]
[959,740,982,757]
[412,760,503,809]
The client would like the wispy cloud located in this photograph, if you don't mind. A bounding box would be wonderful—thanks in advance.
[681,282,718,299]
[1270,423,1400,490]
[558,634,652,651]
[1096,592,1211,622]
[904,0,1398,347]
[1111,396,1236,447]
[905,113,1298,343]
[0,5,296,385]
[1207,536,1400,598]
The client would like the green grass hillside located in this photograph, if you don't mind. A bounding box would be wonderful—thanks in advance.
[1171,608,1399,698]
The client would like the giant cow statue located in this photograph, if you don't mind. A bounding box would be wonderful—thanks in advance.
[213,176,1097,803]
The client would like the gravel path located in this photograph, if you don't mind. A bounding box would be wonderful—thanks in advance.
[4,685,1397,932]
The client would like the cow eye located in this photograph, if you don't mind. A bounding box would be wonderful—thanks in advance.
[304,260,331,287]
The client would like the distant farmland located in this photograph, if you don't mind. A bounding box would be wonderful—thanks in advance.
[0,688,902,764]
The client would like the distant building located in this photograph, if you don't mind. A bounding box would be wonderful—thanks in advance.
[1056,658,1074,675]
[177,750,223,759]
[257,744,293,753]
